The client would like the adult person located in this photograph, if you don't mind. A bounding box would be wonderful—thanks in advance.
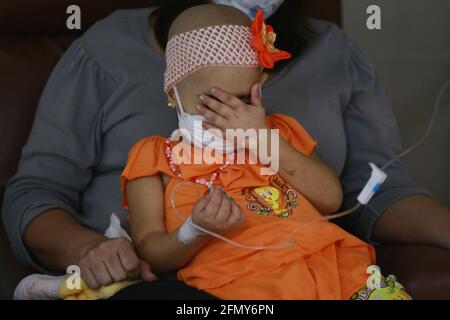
[2,0,449,299]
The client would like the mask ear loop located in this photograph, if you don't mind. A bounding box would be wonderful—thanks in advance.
[173,86,185,115]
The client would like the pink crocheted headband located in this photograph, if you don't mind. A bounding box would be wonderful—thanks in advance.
[163,24,260,94]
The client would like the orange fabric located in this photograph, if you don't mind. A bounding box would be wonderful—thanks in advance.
[121,113,375,299]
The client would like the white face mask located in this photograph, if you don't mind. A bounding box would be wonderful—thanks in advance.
[172,86,238,155]
[212,0,284,19]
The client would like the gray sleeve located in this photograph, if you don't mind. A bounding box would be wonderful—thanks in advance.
[1,40,115,273]
[338,37,433,243]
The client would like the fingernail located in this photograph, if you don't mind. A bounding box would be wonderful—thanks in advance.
[211,88,216,93]
[196,104,202,110]
[199,95,205,100]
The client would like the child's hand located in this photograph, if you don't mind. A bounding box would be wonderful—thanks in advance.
[191,187,244,234]
[197,83,268,132]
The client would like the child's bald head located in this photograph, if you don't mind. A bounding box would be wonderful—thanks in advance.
[169,4,251,38]
[166,4,264,114]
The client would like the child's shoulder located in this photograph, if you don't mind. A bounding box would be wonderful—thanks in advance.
[266,113,308,135]
[266,113,299,126]
[127,135,166,160]
[266,113,318,157]
[121,135,168,187]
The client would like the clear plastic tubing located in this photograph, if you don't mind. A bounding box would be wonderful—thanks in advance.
[171,77,450,250]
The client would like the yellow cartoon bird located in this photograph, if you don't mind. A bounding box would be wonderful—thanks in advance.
[254,186,288,217]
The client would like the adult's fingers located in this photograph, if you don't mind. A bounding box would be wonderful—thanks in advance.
[103,252,128,282]
[80,266,100,290]
[117,240,141,280]
[90,260,114,287]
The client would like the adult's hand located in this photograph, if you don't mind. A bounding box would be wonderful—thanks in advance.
[77,237,157,290]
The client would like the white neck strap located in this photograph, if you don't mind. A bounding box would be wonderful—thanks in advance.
[173,86,185,114]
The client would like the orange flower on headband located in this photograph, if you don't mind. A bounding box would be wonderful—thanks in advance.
[251,9,292,69]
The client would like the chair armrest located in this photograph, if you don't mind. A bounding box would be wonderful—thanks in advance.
[376,244,450,300]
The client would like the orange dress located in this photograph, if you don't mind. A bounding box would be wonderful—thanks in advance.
[121,114,376,300]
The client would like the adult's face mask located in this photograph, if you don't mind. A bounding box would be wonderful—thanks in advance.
[212,0,284,19]
[172,86,238,155]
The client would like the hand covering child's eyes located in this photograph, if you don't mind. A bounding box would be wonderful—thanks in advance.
[196,84,268,132]
[238,95,251,104]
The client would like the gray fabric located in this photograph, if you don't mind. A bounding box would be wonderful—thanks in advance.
[1,8,432,273]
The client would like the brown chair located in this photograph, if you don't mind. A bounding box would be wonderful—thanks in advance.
[1,0,449,300]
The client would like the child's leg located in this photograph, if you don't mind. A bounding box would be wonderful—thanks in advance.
[14,274,68,300]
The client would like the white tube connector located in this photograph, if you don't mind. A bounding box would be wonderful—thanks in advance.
[357,163,387,205]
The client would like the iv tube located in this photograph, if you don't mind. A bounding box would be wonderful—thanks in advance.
[171,77,450,250]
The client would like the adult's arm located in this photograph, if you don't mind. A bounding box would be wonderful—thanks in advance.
[23,209,106,272]
[337,36,448,247]
[23,208,156,289]
[1,39,115,273]
[373,195,450,250]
